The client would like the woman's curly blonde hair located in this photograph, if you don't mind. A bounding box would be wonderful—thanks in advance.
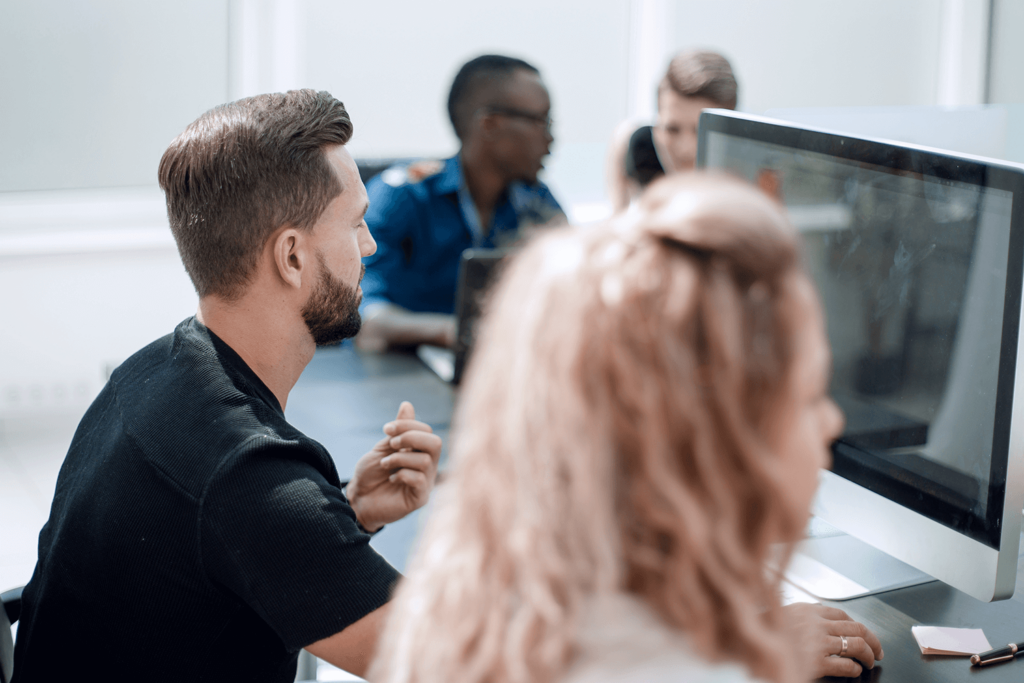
[371,173,813,683]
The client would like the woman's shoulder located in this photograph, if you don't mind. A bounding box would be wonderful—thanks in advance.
[561,593,765,683]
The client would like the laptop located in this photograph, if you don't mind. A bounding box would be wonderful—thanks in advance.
[416,248,512,384]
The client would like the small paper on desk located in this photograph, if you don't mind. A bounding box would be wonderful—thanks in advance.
[911,625,992,656]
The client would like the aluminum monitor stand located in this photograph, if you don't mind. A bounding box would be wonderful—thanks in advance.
[784,517,936,601]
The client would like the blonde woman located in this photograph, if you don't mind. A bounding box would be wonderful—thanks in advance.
[370,174,883,682]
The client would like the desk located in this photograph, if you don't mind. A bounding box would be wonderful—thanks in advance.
[820,552,1024,682]
[285,343,454,573]
[289,344,1024,682]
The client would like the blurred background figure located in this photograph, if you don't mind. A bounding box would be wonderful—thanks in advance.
[356,54,565,351]
[369,173,881,683]
[607,50,738,212]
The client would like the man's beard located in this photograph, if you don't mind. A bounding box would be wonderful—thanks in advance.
[301,252,363,346]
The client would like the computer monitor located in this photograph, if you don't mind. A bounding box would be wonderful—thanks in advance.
[697,109,1024,602]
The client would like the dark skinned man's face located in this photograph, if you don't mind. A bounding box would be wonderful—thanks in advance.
[484,69,554,184]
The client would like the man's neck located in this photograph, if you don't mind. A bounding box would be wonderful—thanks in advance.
[460,148,508,235]
[196,295,314,412]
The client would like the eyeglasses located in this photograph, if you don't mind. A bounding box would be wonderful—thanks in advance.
[484,107,553,133]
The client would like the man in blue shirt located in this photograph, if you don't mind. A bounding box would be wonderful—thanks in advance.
[357,54,565,350]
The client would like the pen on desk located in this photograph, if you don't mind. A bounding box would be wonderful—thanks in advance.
[970,642,1024,666]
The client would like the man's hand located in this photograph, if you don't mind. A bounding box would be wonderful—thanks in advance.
[779,603,884,678]
[355,303,457,351]
[346,401,442,532]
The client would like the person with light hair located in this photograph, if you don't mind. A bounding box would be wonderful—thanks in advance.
[607,49,739,212]
[369,173,884,682]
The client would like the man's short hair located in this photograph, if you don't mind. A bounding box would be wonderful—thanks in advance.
[447,54,540,141]
[158,89,353,300]
[659,50,738,110]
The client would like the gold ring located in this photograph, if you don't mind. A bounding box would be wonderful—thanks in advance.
[839,635,849,657]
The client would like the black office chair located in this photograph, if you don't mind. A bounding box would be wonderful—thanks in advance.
[1,586,23,683]
[355,157,421,186]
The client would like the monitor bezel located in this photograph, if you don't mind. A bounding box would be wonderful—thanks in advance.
[696,109,1024,551]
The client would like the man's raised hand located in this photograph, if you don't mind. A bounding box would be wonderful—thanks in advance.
[346,401,442,532]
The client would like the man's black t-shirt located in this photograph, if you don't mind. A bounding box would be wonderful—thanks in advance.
[13,318,400,682]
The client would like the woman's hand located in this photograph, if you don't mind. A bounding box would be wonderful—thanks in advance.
[780,602,884,678]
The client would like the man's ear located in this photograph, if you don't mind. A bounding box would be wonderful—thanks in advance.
[270,227,309,290]
[477,111,501,141]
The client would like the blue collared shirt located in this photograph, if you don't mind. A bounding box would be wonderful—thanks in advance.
[361,154,565,314]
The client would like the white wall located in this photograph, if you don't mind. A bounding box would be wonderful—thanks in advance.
[0,190,197,417]
[0,1,230,192]
[0,0,633,417]
[2,0,1023,419]
[670,0,944,114]
[990,0,1024,104]
[302,0,631,208]
[0,1,226,416]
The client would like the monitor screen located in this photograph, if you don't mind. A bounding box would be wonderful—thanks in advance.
[698,111,1024,553]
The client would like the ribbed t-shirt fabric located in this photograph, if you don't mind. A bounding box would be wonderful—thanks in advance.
[13,317,400,682]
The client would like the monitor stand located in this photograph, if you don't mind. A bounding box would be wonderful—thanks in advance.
[783,520,937,601]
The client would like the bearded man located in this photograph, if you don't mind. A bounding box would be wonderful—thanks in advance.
[12,90,440,682]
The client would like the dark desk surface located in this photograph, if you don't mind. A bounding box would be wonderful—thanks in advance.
[286,343,454,573]
[290,344,1024,682]
[821,549,1024,682]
